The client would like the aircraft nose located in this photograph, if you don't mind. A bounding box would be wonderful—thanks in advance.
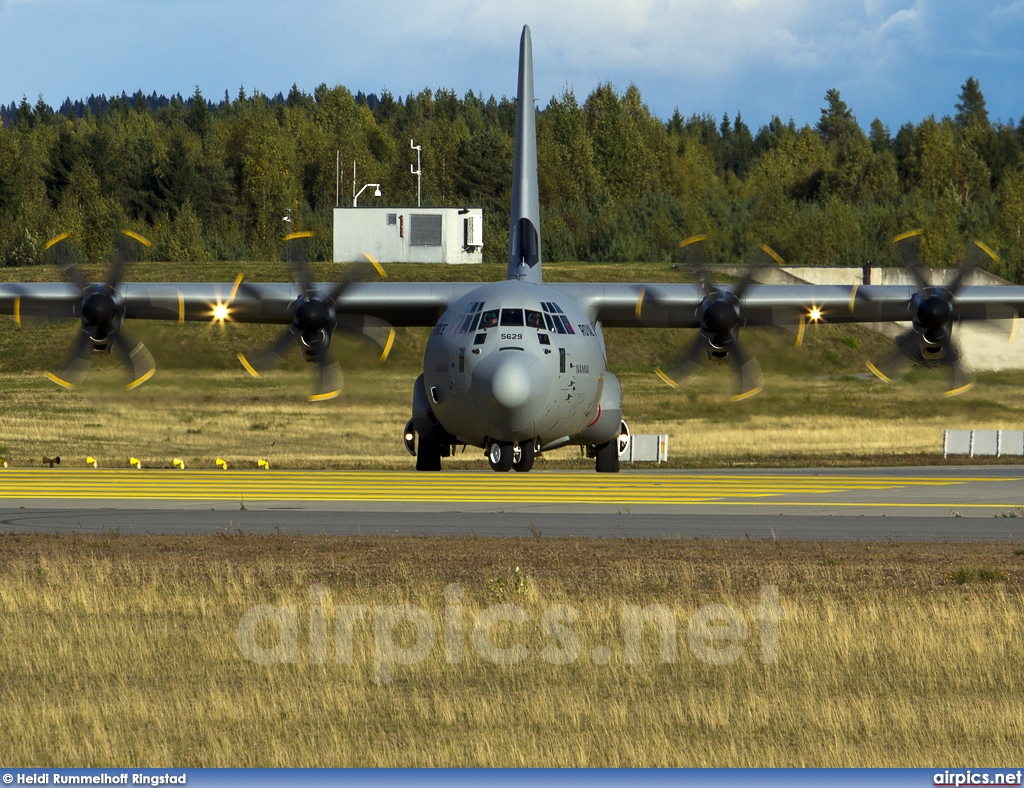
[490,354,532,408]
[469,350,552,437]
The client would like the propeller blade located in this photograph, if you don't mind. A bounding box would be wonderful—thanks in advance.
[939,335,974,397]
[238,324,302,378]
[946,265,972,297]
[335,313,396,360]
[62,262,89,294]
[46,331,93,389]
[655,333,708,388]
[731,269,756,303]
[728,339,764,400]
[111,330,156,389]
[285,232,315,297]
[867,329,919,383]
[308,350,342,402]
[107,231,151,289]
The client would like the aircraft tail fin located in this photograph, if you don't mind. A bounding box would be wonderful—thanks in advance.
[507,25,542,283]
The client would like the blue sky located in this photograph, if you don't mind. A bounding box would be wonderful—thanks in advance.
[1,0,1022,132]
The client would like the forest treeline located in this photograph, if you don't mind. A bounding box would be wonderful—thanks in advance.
[1,77,1022,280]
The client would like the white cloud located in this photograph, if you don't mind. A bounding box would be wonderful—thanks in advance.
[0,0,1020,127]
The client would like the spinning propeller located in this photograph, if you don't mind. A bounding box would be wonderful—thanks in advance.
[237,232,395,402]
[866,230,1009,397]
[41,231,156,390]
[637,235,786,400]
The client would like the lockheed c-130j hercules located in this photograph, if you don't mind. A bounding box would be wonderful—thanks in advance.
[2,26,1024,473]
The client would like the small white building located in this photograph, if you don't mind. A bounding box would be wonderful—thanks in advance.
[333,207,484,264]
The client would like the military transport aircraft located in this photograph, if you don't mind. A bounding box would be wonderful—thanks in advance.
[2,26,1024,473]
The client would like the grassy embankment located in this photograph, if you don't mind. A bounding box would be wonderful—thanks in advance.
[1,534,1022,766]
[1,260,1023,468]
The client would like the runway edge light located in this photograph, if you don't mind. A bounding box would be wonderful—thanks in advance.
[173,458,185,469]
[258,459,270,469]
[129,457,142,469]
[216,458,228,470]
[86,456,98,468]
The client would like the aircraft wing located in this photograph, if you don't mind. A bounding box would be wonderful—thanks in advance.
[553,283,1024,328]
[0,281,478,328]
[6,280,1024,329]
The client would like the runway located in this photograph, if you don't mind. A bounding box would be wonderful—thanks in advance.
[2,466,1023,540]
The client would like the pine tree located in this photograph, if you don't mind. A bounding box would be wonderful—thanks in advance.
[955,77,989,129]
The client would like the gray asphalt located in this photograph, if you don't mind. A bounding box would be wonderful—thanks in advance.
[3,466,1023,541]
[3,507,1024,541]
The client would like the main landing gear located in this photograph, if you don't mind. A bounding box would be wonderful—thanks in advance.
[594,439,619,473]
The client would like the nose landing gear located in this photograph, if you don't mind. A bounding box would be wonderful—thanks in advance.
[488,440,514,472]
[512,439,535,473]
[487,438,536,472]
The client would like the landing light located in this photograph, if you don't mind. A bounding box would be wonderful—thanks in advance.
[211,301,230,323]
[809,307,822,322]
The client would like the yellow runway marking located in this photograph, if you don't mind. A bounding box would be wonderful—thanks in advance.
[0,470,1020,506]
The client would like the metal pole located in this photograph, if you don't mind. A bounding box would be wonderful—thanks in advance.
[410,139,422,208]
[335,151,340,208]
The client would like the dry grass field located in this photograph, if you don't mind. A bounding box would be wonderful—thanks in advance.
[2,364,1024,470]
[1,534,1022,767]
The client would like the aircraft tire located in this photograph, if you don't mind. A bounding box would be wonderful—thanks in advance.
[512,439,535,473]
[416,437,443,471]
[594,440,620,473]
[488,440,514,472]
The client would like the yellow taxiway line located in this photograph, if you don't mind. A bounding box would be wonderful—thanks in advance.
[0,470,1020,506]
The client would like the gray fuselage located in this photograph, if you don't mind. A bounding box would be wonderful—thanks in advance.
[422,280,622,451]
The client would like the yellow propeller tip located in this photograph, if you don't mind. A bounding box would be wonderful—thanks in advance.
[759,244,786,266]
[283,231,315,242]
[45,372,75,389]
[237,354,261,379]
[893,229,923,243]
[122,230,153,247]
[654,368,680,389]
[126,368,155,390]
[308,390,341,402]
[944,381,975,398]
[731,386,763,402]
[363,252,387,279]
[635,288,646,320]
[43,232,71,251]
[973,240,999,263]
[380,328,396,361]
[866,362,892,384]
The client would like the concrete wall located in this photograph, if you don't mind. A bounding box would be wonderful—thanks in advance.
[333,207,483,264]
[782,267,1010,287]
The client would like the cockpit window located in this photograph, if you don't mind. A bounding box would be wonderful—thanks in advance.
[453,302,486,334]
[540,302,573,334]
[479,310,499,329]
[525,310,544,329]
[500,308,524,326]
